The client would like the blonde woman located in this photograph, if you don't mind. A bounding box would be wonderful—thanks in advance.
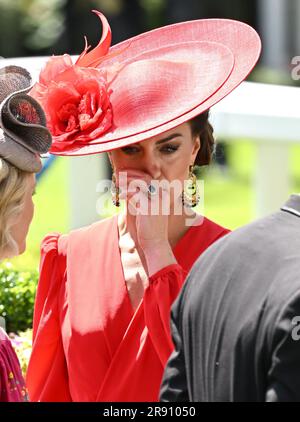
[0,65,51,401]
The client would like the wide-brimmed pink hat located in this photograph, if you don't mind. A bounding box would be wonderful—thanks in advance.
[30,10,261,156]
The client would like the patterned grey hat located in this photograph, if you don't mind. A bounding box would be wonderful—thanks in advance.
[0,65,52,172]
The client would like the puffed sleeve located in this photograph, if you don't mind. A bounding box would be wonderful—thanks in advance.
[266,292,300,402]
[144,264,186,367]
[26,234,72,402]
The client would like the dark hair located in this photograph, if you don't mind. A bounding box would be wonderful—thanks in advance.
[188,109,215,166]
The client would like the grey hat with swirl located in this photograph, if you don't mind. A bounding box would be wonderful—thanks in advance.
[0,65,52,172]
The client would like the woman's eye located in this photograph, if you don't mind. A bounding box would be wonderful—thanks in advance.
[160,144,179,154]
[122,146,140,155]
[121,144,179,155]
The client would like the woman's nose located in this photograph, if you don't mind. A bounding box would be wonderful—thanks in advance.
[140,152,161,179]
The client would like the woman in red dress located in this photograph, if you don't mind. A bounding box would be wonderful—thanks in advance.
[26,11,261,401]
[0,65,52,401]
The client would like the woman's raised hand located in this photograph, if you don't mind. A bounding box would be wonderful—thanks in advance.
[118,169,177,276]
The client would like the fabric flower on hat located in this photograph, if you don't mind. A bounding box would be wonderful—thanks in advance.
[30,11,114,153]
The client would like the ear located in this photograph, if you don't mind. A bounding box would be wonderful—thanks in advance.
[191,135,201,163]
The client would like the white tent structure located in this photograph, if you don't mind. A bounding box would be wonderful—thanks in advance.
[210,81,300,218]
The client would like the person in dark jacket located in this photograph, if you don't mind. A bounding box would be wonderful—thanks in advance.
[160,194,300,402]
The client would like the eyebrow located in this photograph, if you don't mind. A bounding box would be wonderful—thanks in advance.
[122,133,183,149]
[155,133,183,145]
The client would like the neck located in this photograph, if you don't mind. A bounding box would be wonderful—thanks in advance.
[167,212,199,247]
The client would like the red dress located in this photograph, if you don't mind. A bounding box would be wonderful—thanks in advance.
[26,215,229,402]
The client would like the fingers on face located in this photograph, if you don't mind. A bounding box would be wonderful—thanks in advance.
[115,169,171,208]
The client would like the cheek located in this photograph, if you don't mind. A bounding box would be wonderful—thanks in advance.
[111,154,143,173]
[25,197,35,227]
[110,149,131,163]
[28,199,34,224]
[16,198,34,238]
[109,153,128,171]
[163,150,191,180]
[162,163,188,205]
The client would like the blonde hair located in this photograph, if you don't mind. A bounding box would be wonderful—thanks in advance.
[0,158,30,259]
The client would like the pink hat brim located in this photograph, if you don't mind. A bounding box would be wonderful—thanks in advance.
[52,18,261,156]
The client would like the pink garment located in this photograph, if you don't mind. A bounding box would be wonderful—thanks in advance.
[0,328,28,402]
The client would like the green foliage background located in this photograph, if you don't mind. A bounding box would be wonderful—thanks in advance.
[0,264,38,333]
